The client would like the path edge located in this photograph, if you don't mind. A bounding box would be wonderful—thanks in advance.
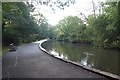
[39,39,119,80]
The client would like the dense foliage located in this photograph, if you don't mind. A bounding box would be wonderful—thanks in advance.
[55,2,120,48]
[2,2,119,49]
[2,2,54,45]
[55,16,88,43]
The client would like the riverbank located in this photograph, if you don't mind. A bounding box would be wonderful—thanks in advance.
[40,39,119,80]
[57,39,120,51]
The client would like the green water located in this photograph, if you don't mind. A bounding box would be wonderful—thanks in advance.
[42,40,119,75]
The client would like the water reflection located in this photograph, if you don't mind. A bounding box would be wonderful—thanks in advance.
[42,40,119,75]
[80,55,92,67]
[50,49,68,59]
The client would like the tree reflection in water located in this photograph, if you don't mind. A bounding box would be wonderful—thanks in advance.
[42,40,119,75]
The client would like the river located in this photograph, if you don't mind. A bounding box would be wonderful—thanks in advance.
[42,40,119,75]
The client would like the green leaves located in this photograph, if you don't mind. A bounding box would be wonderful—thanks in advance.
[2,2,45,45]
[55,16,88,42]
[54,2,119,48]
[86,2,119,48]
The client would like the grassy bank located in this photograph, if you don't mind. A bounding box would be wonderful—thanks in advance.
[2,46,9,56]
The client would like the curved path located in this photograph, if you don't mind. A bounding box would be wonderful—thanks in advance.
[2,40,110,78]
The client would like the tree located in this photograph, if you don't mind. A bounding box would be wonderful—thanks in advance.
[55,16,88,43]
[54,2,120,48]
[2,2,40,45]
[87,2,119,48]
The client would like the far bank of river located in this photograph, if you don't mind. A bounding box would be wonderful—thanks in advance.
[42,40,119,75]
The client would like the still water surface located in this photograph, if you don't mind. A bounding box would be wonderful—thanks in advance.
[42,40,119,75]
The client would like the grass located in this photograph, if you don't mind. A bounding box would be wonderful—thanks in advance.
[1,46,9,56]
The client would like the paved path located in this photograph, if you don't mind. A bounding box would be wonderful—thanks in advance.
[2,41,107,78]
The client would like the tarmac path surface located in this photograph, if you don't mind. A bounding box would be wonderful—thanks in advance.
[2,41,107,78]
